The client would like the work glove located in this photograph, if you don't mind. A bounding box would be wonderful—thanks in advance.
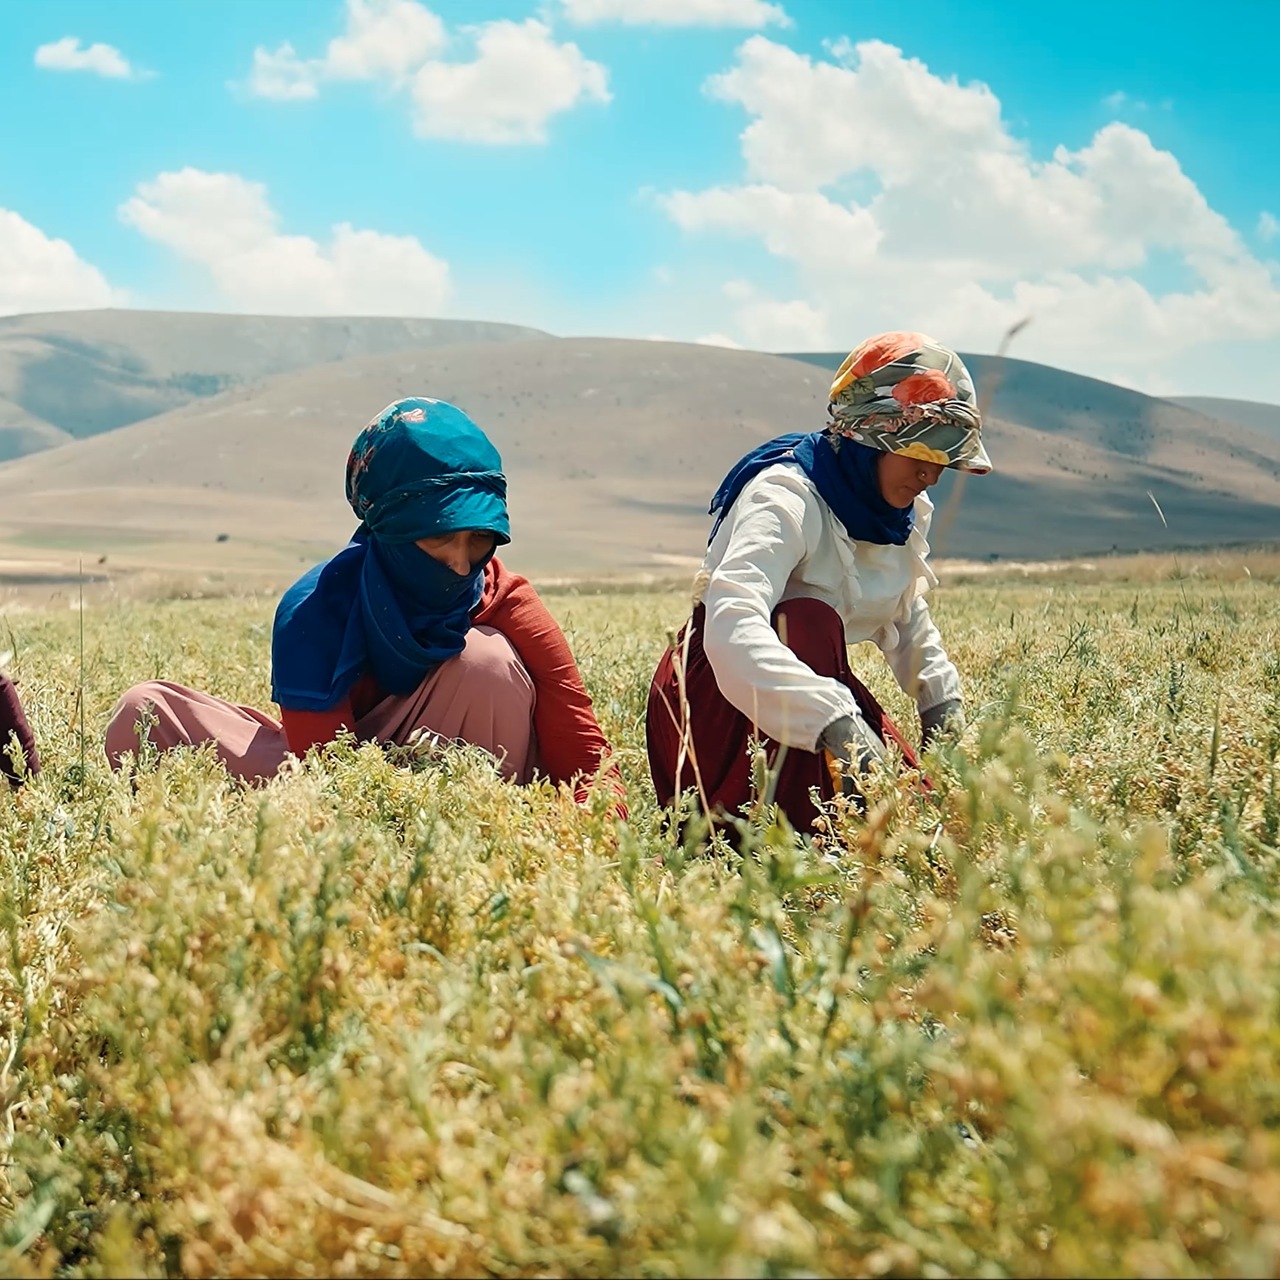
[818,712,886,810]
[919,698,964,751]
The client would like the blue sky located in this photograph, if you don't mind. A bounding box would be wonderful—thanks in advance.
[2,0,1278,401]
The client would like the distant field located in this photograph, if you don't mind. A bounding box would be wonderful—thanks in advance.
[3,570,1280,1276]
[4,537,1280,612]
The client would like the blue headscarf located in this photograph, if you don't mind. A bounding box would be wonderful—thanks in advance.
[708,431,914,546]
[271,398,510,712]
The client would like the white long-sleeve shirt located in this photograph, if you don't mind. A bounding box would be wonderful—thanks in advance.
[697,462,962,752]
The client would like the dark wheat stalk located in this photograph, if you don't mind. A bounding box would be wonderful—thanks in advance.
[930,316,1032,560]
[77,558,86,790]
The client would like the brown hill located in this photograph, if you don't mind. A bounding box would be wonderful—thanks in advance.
[0,394,70,460]
[1,338,1278,580]
[0,309,552,460]
[1171,396,1280,444]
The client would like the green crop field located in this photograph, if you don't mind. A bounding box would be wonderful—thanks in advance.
[3,560,1280,1277]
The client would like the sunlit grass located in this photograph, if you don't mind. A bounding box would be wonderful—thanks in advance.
[3,567,1280,1277]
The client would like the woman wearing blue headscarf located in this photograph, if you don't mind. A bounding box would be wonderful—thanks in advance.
[647,331,991,834]
[106,398,622,809]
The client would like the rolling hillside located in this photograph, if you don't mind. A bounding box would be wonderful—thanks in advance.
[2,335,1279,579]
[0,309,552,462]
[1171,396,1280,444]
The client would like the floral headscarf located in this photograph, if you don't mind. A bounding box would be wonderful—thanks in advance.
[827,331,991,474]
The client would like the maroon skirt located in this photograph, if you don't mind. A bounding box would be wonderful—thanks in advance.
[645,597,918,834]
[0,674,40,787]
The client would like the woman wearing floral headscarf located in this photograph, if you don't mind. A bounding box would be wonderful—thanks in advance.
[106,398,622,810]
[646,331,990,834]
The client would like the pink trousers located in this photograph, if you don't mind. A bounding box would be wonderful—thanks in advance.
[104,626,536,784]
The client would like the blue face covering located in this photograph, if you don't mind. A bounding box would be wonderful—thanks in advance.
[360,540,489,696]
[708,431,914,547]
[271,399,509,712]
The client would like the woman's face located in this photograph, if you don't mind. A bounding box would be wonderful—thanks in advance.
[414,530,497,575]
[876,451,945,509]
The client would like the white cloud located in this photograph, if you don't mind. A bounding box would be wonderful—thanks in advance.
[411,20,609,144]
[1103,89,1152,111]
[119,168,451,316]
[707,38,1009,193]
[34,36,142,79]
[245,42,322,101]
[244,2,607,144]
[246,0,446,99]
[0,209,120,315]
[721,280,828,350]
[695,332,743,348]
[1102,90,1171,114]
[658,36,1280,394]
[1260,211,1279,242]
[561,0,790,27]
[324,0,447,79]
[664,184,881,271]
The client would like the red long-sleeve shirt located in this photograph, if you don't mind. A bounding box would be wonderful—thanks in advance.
[279,558,623,810]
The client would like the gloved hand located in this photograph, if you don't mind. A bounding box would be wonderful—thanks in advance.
[919,698,964,750]
[818,712,885,808]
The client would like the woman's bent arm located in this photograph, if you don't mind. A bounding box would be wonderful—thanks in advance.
[701,470,865,751]
[480,573,624,806]
[882,594,963,715]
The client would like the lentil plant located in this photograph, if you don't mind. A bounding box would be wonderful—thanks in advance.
[2,567,1280,1277]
